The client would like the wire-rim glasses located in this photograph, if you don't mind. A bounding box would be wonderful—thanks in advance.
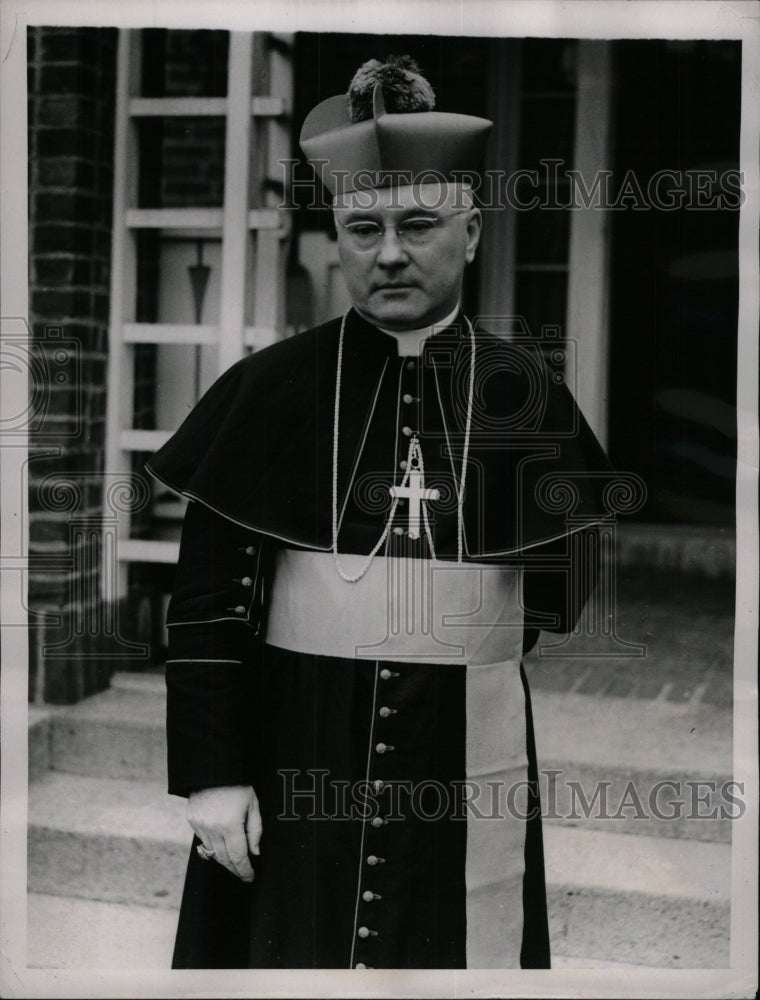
[335,211,470,253]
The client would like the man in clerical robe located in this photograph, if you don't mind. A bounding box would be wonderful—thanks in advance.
[146,56,612,970]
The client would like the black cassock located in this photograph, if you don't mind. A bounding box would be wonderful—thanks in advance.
[146,309,612,969]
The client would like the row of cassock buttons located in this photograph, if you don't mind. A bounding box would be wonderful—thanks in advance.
[356,370,415,968]
[355,666,399,968]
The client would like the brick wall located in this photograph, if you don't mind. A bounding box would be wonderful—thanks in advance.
[140,29,228,208]
[25,29,234,704]
[27,27,119,703]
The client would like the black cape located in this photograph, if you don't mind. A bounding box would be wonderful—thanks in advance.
[147,309,613,559]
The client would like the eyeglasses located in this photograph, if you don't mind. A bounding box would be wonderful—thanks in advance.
[335,211,469,253]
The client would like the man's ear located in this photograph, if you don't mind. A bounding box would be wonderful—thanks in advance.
[464,207,482,264]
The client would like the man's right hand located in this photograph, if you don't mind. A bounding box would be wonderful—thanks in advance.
[186,784,262,882]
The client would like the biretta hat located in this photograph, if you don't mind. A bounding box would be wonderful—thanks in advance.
[299,56,493,196]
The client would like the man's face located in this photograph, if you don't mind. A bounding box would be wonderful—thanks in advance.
[333,182,482,331]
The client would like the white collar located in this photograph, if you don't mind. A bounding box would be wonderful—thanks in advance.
[379,304,460,356]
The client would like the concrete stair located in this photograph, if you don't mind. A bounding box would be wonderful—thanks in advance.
[28,772,187,910]
[28,671,732,970]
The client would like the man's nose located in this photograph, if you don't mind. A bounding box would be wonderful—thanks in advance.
[376,226,409,267]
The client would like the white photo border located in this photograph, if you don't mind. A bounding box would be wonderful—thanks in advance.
[1,1,758,997]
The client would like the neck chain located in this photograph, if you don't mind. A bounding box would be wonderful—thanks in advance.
[332,312,476,583]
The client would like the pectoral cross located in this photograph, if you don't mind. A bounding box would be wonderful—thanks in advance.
[389,436,439,540]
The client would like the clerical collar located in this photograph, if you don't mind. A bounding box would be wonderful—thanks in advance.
[378,304,461,356]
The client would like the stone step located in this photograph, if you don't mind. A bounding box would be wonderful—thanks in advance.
[23,890,692,975]
[28,772,188,909]
[27,893,177,970]
[531,688,735,843]
[23,890,697,973]
[36,672,735,843]
[32,676,169,784]
[542,825,730,968]
[27,771,730,969]
[522,564,734,710]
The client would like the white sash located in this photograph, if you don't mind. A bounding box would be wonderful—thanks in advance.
[267,549,529,967]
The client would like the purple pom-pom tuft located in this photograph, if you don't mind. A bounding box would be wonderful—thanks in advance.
[347,55,436,123]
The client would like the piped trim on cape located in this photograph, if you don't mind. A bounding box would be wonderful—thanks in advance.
[145,310,615,559]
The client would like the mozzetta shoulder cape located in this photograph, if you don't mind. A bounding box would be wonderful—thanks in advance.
[146,309,613,558]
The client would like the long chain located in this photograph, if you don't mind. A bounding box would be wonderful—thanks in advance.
[332,313,476,582]
[431,336,475,564]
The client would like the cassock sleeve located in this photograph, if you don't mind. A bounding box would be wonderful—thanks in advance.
[165,500,267,797]
[520,526,601,655]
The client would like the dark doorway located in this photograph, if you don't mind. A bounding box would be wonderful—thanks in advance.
[608,40,741,526]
